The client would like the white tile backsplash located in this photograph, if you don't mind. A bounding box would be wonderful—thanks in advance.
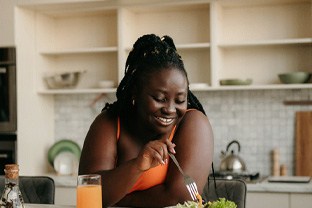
[54,89,312,177]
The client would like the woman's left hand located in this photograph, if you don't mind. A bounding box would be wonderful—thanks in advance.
[136,136,176,171]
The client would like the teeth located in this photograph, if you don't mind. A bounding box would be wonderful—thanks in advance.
[157,117,174,124]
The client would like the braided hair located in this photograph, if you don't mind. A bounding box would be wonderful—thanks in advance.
[103,34,206,117]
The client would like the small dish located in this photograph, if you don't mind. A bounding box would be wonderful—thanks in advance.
[189,83,210,89]
[98,80,115,88]
[220,79,252,86]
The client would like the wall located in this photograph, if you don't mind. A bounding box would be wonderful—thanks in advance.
[54,89,312,177]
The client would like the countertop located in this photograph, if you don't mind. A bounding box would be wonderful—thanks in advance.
[247,176,312,193]
[45,174,312,194]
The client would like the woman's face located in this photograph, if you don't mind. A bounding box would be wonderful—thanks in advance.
[135,67,188,136]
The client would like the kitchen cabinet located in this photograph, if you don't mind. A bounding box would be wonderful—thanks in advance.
[13,0,312,175]
[55,187,76,206]
[246,192,312,208]
[15,0,312,95]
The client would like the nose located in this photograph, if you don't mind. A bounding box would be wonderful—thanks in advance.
[161,101,176,114]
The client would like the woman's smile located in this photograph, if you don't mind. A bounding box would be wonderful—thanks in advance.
[155,116,175,126]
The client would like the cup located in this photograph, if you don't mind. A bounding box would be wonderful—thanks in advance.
[77,174,102,208]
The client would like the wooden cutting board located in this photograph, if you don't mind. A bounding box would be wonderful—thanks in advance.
[296,111,312,176]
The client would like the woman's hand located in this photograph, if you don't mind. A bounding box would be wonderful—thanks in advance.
[136,136,176,171]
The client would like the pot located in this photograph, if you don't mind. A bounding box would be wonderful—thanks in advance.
[220,140,246,173]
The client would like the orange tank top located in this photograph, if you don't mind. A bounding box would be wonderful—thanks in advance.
[116,117,176,193]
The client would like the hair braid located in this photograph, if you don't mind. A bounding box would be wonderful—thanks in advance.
[103,34,206,118]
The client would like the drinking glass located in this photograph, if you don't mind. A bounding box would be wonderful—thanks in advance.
[77,174,102,208]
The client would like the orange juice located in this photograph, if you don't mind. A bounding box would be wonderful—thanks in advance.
[77,185,102,208]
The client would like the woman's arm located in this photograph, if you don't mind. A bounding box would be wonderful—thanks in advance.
[79,112,143,207]
[116,110,214,207]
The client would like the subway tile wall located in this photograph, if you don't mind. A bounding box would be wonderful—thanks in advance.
[55,89,312,177]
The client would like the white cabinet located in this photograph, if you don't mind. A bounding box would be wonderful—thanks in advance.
[247,192,312,208]
[15,0,312,95]
[290,193,312,208]
[213,0,312,89]
[55,187,76,206]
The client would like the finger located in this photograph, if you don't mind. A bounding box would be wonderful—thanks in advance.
[164,139,176,154]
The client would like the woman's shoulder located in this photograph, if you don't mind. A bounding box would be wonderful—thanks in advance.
[90,110,118,132]
[184,109,208,121]
[179,109,212,133]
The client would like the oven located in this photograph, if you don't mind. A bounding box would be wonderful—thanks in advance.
[0,47,17,133]
[0,133,16,175]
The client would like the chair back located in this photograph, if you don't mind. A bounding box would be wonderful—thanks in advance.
[0,176,55,204]
[202,178,247,208]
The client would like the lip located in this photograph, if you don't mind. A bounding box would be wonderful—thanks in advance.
[155,116,175,126]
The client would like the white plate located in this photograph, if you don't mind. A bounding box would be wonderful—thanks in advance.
[53,152,79,175]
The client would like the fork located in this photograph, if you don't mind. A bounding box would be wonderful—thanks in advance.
[168,153,199,201]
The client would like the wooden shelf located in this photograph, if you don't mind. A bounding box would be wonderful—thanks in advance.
[218,38,312,48]
[40,47,118,55]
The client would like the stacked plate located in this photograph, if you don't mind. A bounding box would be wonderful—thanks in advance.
[48,139,81,175]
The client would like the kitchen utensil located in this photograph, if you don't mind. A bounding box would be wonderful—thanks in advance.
[44,71,86,89]
[220,140,246,173]
[219,79,252,86]
[278,72,311,84]
[168,153,199,201]
[295,111,312,176]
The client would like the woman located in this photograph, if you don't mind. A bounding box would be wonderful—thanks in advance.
[79,34,214,207]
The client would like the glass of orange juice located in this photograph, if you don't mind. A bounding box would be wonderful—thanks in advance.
[77,174,102,208]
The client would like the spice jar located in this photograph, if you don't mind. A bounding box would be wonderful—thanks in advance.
[0,164,25,208]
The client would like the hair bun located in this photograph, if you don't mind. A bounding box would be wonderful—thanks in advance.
[161,35,176,50]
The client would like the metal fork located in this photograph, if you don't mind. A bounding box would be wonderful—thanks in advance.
[168,153,199,201]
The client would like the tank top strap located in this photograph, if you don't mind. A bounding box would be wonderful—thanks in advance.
[168,125,177,141]
[117,117,120,140]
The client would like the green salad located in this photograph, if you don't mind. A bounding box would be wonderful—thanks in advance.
[175,198,237,208]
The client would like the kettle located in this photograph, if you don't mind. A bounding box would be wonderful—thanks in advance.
[220,140,247,173]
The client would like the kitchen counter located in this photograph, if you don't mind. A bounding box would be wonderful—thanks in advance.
[46,174,312,193]
[247,178,312,193]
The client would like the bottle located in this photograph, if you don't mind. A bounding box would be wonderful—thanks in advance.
[0,164,25,208]
[271,148,280,176]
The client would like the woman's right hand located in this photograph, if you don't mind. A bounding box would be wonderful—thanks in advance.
[136,137,176,171]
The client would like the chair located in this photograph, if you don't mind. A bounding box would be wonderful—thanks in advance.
[0,176,55,204]
[202,178,247,208]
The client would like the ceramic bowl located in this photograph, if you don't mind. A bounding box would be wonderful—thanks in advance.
[44,71,85,89]
[220,79,252,86]
[278,72,311,84]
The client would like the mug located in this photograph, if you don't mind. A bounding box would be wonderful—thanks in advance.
[77,174,102,208]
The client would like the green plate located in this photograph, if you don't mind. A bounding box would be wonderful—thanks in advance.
[48,139,81,166]
[220,79,252,86]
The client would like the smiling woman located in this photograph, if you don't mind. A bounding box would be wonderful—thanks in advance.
[78,34,214,208]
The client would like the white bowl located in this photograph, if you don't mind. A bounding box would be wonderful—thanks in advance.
[44,71,85,89]
[98,80,115,88]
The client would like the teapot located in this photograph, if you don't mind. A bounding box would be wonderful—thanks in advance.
[220,140,247,172]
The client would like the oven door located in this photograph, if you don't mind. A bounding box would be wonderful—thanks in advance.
[0,65,17,132]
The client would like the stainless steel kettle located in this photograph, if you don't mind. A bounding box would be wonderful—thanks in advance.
[220,140,246,172]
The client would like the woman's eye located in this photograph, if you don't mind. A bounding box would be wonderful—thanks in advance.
[154,97,166,102]
[176,99,186,104]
